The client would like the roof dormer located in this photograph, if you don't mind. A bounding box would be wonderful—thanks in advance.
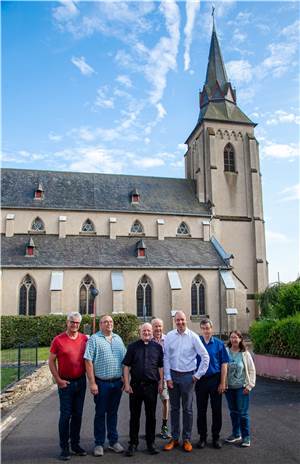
[136,239,146,258]
[25,237,36,257]
[131,188,140,204]
[34,182,44,200]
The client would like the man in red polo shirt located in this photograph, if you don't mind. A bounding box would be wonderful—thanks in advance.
[49,312,88,461]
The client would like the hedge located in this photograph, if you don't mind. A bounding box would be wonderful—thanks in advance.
[0,314,139,349]
[249,313,300,358]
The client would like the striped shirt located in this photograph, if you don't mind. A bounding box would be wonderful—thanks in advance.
[84,331,126,379]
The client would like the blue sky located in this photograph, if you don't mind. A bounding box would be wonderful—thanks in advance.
[2,0,299,284]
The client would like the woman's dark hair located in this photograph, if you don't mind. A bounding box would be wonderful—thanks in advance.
[227,330,247,352]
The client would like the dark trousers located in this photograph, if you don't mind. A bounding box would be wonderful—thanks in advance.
[94,378,123,446]
[58,376,86,450]
[129,382,158,448]
[195,373,222,441]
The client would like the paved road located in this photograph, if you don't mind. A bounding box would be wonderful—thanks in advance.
[2,377,300,464]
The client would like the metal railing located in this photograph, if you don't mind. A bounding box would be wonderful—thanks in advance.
[1,338,39,391]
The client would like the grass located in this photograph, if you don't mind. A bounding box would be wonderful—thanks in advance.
[1,346,50,391]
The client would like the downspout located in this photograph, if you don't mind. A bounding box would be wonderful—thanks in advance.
[218,267,222,338]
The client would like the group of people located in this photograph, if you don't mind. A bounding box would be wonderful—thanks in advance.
[49,310,256,461]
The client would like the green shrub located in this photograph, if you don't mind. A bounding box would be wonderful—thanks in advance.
[250,313,300,358]
[256,280,300,320]
[0,314,139,349]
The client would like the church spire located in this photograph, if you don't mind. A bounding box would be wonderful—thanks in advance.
[204,9,228,92]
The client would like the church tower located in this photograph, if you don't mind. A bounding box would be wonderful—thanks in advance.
[185,17,268,312]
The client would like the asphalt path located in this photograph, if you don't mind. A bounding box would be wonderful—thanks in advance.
[1,377,300,464]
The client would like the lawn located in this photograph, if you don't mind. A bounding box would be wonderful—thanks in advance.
[1,346,50,390]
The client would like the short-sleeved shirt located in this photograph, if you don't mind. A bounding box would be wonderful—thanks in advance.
[84,331,126,379]
[50,332,88,379]
[196,336,229,377]
[123,340,163,383]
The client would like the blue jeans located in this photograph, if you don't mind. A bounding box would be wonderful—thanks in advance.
[58,375,86,450]
[169,370,194,441]
[94,378,123,446]
[225,387,250,439]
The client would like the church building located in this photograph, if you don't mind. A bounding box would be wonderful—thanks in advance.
[1,22,268,333]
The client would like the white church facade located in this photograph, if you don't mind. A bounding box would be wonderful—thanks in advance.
[1,23,268,333]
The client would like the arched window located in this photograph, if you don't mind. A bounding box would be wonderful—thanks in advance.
[191,275,205,316]
[81,219,95,233]
[19,275,36,316]
[177,221,190,235]
[131,220,144,234]
[79,275,96,314]
[31,217,45,232]
[224,143,235,172]
[136,275,152,318]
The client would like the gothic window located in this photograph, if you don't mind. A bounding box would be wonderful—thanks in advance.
[130,220,144,234]
[191,275,205,316]
[19,275,36,316]
[79,275,96,315]
[81,219,95,233]
[177,221,190,235]
[224,143,235,172]
[31,217,45,232]
[136,275,152,318]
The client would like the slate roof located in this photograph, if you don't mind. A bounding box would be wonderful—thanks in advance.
[1,235,229,270]
[205,22,228,92]
[1,169,210,217]
[199,101,254,125]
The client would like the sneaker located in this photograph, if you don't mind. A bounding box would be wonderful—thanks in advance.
[225,434,242,443]
[147,445,160,455]
[213,439,222,449]
[59,448,71,461]
[164,439,180,451]
[241,437,251,447]
[182,440,193,452]
[94,445,104,456]
[125,445,137,457]
[197,439,206,449]
[108,442,124,453]
[160,425,171,439]
[71,445,87,456]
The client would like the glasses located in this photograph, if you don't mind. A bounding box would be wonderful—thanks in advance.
[69,321,80,325]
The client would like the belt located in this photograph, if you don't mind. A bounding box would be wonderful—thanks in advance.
[96,377,121,382]
[62,375,85,381]
[171,369,194,376]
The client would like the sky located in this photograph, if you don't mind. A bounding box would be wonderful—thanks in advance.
[2,0,299,284]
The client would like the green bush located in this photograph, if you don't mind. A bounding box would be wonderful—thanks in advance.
[250,313,300,358]
[0,314,139,349]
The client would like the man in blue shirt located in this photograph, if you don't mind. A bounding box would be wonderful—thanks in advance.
[195,318,229,450]
[84,314,126,457]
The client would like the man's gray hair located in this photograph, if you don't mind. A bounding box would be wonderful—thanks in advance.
[67,312,82,322]
[151,318,163,326]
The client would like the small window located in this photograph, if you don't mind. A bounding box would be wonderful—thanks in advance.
[34,183,44,200]
[177,221,189,235]
[131,220,144,234]
[79,275,96,315]
[136,275,152,318]
[224,143,235,172]
[131,189,140,204]
[191,275,205,316]
[19,275,36,316]
[31,217,45,232]
[81,219,95,233]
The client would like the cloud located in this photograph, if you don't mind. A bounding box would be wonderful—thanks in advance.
[184,0,200,71]
[266,230,290,243]
[48,132,63,142]
[94,86,114,109]
[262,142,299,159]
[260,41,298,78]
[226,60,253,83]
[156,103,167,120]
[133,157,165,169]
[52,1,79,22]
[71,56,95,76]
[266,110,300,126]
[69,146,123,173]
[280,19,300,40]
[144,0,180,105]
[116,75,132,88]
[280,184,300,202]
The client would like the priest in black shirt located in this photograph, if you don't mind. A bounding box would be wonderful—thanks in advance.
[123,322,164,456]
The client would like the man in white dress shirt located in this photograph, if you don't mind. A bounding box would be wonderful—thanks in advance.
[163,311,209,452]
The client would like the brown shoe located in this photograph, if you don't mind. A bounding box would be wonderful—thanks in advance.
[164,439,180,451]
[182,440,193,452]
